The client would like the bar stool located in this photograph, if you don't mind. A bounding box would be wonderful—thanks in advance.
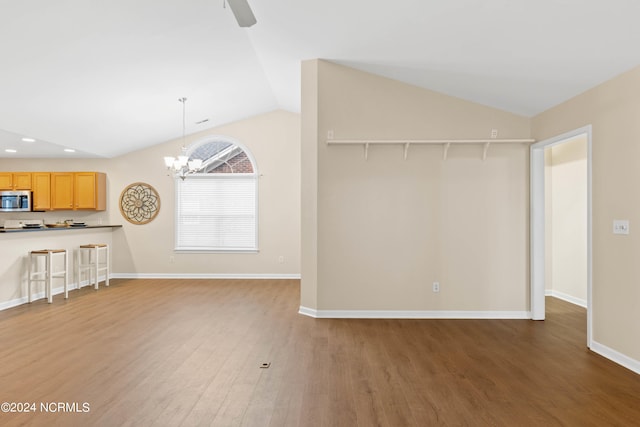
[77,244,109,290]
[28,249,68,304]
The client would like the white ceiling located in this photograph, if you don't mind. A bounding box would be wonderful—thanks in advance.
[1,0,640,158]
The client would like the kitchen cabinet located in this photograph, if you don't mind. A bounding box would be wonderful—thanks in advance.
[0,173,11,189]
[0,172,32,190]
[74,172,106,210]
[51,173,74,210]
[50,172,106,211]
[32,173,51,211]
[0,171,106,211]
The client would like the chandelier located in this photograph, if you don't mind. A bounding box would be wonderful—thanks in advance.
[163,97,203,179]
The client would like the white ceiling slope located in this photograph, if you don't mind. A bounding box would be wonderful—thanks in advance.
[1,0,640,158]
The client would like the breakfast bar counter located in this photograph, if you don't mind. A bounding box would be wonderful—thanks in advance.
[0,225,122,233]
[0,225,122,309]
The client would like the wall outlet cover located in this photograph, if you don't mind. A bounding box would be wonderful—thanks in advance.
[613,219,630,235]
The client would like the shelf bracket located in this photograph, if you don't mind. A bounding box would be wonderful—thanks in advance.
[482,142,491,161]
[403,143,410,160]
[364,142,370,161]
[443,142,451,161]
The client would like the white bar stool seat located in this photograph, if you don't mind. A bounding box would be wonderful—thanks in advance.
[77,244,109,290]
[28,249,68,304]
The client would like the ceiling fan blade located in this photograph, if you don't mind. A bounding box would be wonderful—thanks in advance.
[227,0,257,27]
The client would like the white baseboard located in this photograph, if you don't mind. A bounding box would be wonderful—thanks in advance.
[590,340,640,376]
[0,276,108,312]
[110,273,301,280]
[298,306,530,319]
[545,289,587,308]
[0,296,30,311]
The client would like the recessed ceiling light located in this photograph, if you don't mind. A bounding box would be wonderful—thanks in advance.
[21,137,35,142]
[64,148,76,153]
[5,149,17,153]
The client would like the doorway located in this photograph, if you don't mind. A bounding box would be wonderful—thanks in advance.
[530,125,592,347]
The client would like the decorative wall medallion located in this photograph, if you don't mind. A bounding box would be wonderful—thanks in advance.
[119,182,160,225]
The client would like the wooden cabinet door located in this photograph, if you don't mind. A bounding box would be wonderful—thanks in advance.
[74,172,96,209]
[51,173,74,210]
[13,172,32,190]
[0,173,13,189]
[32,173,51,211]
[0,172,31,189]
[74,172,106,210]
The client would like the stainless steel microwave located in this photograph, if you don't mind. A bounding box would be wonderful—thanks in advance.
[0,190,31,212]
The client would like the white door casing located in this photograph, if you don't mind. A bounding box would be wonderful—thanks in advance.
[530,125,592,347]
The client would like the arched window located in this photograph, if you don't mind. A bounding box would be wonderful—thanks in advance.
[175,137,258,252]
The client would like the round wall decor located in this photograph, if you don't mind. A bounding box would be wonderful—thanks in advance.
[119,182,160,225]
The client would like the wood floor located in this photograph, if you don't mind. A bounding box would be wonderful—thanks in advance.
[0,279,639,426]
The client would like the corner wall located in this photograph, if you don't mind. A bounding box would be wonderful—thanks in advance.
[301,60,532,316]
[533,65,640,367]
[300,61,319,310]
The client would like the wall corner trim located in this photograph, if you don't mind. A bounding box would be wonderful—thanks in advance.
[590,340,640,376]
[298,307,530,319]
[298,306,318,318]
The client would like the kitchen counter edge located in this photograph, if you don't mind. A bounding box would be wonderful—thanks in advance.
[0,225,123,233]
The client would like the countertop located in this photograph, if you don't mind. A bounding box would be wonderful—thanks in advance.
[0,225,122,233]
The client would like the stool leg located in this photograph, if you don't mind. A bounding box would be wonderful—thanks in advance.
[28,254,33,303]
[64,250,68,299]
[94,247,99,289]
[76,248,80,291]
[46,252,52,304]
[105,246,109,287]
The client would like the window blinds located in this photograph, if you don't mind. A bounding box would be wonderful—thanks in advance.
[176,175,257,251]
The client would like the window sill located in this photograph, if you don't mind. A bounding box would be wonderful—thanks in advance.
[174,249,259,254]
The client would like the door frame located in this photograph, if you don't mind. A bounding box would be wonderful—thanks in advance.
[530,125,592,347]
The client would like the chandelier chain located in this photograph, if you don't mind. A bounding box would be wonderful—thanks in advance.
[179,97,187,149]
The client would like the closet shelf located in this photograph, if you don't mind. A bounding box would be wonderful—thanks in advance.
[326,138,536,160]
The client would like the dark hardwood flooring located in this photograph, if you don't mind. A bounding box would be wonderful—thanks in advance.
[0,279,639,426]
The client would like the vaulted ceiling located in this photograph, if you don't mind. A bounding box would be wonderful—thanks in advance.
[1,0,640,158]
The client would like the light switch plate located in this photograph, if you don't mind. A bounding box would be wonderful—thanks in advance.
[613,219,630,235]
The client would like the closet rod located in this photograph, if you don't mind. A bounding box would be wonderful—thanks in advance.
[326,138,535,144]
[326,138,536,161]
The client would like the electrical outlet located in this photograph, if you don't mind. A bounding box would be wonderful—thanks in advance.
[491,129,498,139]
[278,256,284,263]
[433,282,440,293]
[169,255,175,263]
[327,130,334,140]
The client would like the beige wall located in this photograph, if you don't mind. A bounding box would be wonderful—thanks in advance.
[108,110,301,277]
[544,136,587,303]
[533,65,640,362]
[302,60,532,313]
[0,110,301,300]
[300,60,319,309]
